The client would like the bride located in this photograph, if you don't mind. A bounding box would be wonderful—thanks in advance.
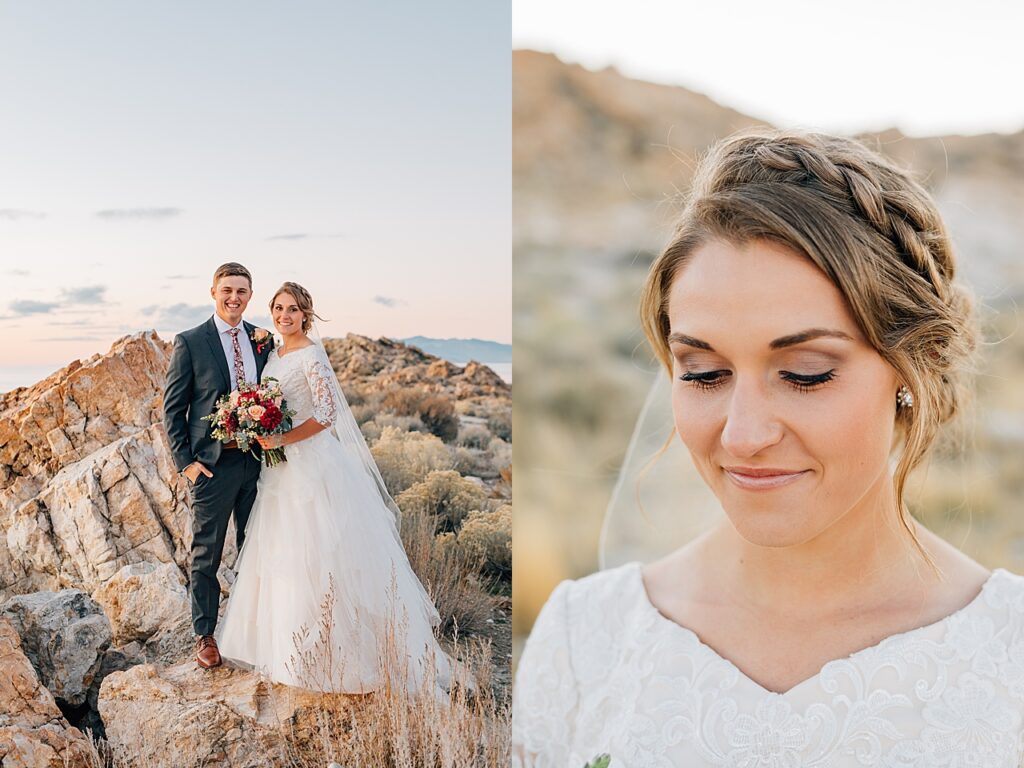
[215,281,452,697]
[512,130,1024,766]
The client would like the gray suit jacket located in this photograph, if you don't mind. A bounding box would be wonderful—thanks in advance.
[163,315,274,473]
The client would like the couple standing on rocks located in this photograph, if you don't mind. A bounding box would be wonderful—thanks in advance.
[162,262,454,699]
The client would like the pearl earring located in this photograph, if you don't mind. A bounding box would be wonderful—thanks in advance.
[896,385,914,409]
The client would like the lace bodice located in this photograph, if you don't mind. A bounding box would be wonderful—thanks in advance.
[512,561,1024,768]
[261,344,337,428]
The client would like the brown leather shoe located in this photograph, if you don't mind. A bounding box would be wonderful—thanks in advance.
[195,635,222,669]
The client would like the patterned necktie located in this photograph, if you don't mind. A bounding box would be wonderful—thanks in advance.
[228,328,246,389]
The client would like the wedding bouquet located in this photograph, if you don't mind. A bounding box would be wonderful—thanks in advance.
[201,377,296,467]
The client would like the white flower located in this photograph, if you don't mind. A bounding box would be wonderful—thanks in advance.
[724,697,809,768]
[247,405,266,420]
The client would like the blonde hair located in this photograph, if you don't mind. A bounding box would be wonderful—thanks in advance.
[639,129,978,570]
[269,281,326,333]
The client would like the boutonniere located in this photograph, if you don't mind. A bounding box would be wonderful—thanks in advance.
[250,327,273,354]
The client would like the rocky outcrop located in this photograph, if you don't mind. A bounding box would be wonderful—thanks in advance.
[0,616,95,768]
[0,332,191,601]
[323,334,510,400]
[98,659,355,768]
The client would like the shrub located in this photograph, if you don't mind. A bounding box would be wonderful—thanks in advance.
[361,413,427,442]
[370,427,455,495]
[382,388,425,416]
[456,506,511,580]
[399,504,497,638]
[419,395,459,443]
[457,424,492,450]
[486,410,511,442]
[350,402,378,427]
[396,470,491,533]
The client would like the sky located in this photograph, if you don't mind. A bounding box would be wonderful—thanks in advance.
[0,1,510,390]
[514,0,1024,137]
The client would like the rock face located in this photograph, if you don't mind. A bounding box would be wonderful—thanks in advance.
[0,616,95,768]
[0,331,192,601]
[1,589,112,709]
[92,561,189,646]
[98,659,354,768]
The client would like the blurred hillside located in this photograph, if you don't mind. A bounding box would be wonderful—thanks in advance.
[513,49,1024,635]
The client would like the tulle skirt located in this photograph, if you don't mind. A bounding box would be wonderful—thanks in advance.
[215,428,452,696]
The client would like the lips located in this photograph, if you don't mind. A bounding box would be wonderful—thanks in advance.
[723,467,809,491]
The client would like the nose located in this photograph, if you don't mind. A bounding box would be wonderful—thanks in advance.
[719,377,784,459]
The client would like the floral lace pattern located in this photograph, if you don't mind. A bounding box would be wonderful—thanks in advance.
[512,562,1024,768]
[262,345,337,428]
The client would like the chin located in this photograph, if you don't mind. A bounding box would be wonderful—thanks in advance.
[719,494,825,548]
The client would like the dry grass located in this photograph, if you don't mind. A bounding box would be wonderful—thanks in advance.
[399,504,498,638]
[69,569,508,768]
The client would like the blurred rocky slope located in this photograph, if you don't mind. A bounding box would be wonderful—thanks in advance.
[513,49,1024,628]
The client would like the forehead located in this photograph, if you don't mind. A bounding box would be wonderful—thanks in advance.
[667,239,860,343]
[273,292,299,306]
[215,275,250,290]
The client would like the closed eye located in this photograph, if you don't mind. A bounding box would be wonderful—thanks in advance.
[679,369,837,392]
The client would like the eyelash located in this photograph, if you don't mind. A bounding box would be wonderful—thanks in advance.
[679,369,837,392]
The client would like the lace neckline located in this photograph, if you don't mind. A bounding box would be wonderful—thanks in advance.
[275,343,316,360]
[629,560,1003,698]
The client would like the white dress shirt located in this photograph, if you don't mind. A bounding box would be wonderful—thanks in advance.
[212,313,258,391]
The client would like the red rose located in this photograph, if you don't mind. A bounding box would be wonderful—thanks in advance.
[260,406,283,431]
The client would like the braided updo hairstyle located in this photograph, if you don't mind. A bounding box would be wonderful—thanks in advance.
[639,129,978,568]
[269,281,327,334]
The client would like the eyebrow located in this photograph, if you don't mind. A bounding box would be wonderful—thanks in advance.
[667,328,854,351]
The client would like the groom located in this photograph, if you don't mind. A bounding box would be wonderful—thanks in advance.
[162,262,274,670]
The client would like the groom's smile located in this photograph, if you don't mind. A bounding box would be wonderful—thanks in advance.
[211,274,253,326]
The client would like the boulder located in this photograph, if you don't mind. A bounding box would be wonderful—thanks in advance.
[1,589,111,708]
[92,560,189,645]
[98,659,355,768]
[0,616,96,768]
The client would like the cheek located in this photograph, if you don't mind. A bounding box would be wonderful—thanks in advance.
[671,387,721,460]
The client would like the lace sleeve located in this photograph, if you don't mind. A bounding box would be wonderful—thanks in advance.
[302,353,338,427]
[512,579,580,768]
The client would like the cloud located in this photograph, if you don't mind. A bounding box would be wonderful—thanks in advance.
[42,336,101,342]
[372,295,407,308]
[265,233,346,242]
[165,274,197,280]
[7,269,30,276]
[10,300,60,315]
[95,207,182,220]
[0,209,46,221]
[143,303,212,330]
[61,285,107,304]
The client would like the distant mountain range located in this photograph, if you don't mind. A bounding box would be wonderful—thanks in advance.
[399,336,511,363]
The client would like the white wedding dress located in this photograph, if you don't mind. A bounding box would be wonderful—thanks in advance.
[215,342,452,696]
[512,561,1024,767]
